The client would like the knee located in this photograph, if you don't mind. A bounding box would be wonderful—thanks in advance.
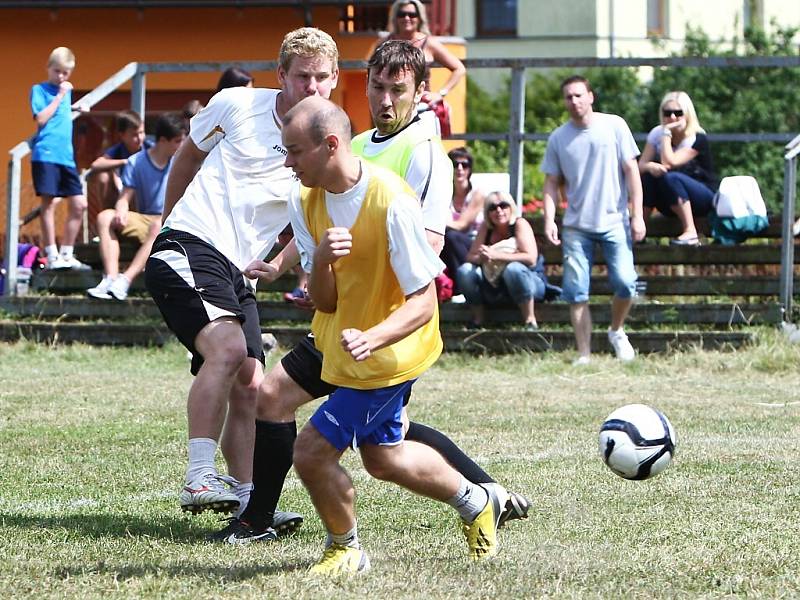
[360,451,398,482]
[201,333,248,375]
[293,428,324,480]
[96,209,114,229]
[69,195,88,213]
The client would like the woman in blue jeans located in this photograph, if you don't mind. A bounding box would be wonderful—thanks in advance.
[455,191,545,330]
[638,90,719,246]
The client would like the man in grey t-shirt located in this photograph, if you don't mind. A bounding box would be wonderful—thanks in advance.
[540,75,645,364]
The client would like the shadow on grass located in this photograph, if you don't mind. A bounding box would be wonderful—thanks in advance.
[50,560,309,580]
[0,511,211,544]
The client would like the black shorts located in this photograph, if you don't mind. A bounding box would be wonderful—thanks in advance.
[145,230,263,375]
[281,332,412,406]
[31,161,83,198]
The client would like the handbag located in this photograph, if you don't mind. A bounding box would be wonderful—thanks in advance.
[481,237,517,287]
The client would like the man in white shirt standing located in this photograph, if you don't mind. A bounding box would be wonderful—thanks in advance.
[144,28,339,518]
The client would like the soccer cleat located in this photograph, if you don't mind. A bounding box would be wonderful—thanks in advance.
[272,510,304,537]
[462,483,506,560]
[205,517,277,544]
[180,472,241,515]
[87,277,113,300]
[309,544,371,576]
[608,328,635,361]
[498,490,530,528]
[108,274,130,301]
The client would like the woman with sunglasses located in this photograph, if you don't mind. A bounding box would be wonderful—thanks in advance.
[638,90,719,245]
[441,147,485,295]
[375,0,465,108]
[455,191,545,330]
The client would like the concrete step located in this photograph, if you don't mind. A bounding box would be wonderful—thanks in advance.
[0,320,754,354]
[0,296,781,326]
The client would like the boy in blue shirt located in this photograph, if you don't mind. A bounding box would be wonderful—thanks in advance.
[87,110,150,232]
[30,46,89,270]
[87,113,186,301]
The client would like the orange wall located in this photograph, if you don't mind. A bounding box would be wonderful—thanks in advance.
[0,6,465,244]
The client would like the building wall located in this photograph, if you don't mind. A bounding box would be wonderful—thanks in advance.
[461,0,800,90]
[1,6,466,245]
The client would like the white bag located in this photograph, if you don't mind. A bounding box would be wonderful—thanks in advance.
[713,176,767,219]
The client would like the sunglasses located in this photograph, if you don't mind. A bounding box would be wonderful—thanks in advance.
[662,109,684,117]
[453,160,471,169]
[397,10,419,18]
[489,202,511,211]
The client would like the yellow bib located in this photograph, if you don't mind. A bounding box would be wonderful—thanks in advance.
[301,163,442,389]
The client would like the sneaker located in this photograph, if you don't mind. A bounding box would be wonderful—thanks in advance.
[206,517,277,544]
[56,255,91,271]
[498,490,530,528]
[180,472,241,515]
[309,544,371,576]
[462,483,506,560]
[46,255,67,270]
[87,277,113,300]
[108,274,130,301]
[607,328,635,361]
[273,510,304,537]
[450,294,466,304]
[572,355,591,367]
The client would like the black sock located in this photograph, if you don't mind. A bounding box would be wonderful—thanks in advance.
[405,421,495,484]
[240,419,297,530]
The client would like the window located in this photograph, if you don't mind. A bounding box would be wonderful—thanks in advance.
[476,0,517,37]
[647,0,665,37]
[339,3,388,34]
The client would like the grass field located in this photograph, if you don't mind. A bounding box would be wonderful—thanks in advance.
[1,333,799,598]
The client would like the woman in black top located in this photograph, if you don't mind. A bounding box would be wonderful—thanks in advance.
[638,91,718,246]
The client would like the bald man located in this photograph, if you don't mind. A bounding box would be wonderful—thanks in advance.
[282,97,504,575]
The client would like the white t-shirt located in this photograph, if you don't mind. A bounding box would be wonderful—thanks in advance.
[355,117,452,236]
[541,112,639,233]
[288,161,445,295]
[645,125,696,155]
[164,86,292,270]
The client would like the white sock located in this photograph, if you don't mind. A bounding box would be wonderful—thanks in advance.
[45,245,58,260]
[186,437,217,482]
[59,245,74,258]
[447,477,489,522]
[327,523,359,549]
[233,482,253,518]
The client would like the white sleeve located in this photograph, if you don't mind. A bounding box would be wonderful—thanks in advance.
[404,140,452,235]
[387,193,446,295]
[189,88,240,153]
[287,183,317,273]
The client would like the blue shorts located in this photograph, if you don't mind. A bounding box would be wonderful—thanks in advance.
[32,161,83,198]
[561,223,638,303]
[309,379,416,451]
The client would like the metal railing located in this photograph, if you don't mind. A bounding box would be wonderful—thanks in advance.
[6,54,800,303]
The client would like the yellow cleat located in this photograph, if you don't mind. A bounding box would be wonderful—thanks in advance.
[461,484,506,560]
[309,543,371,576]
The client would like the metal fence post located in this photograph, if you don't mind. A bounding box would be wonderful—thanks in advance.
[508,65,527,210]
[4,153,22,296]
[131,64,145,117]
[780,150,798,320]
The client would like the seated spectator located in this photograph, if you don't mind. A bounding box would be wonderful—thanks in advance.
[638,90,719,246]
[216,66,254,92]
[455,191,545,330]
[87,113,186,300]
[441,147,484,293]
[87,110,149,234]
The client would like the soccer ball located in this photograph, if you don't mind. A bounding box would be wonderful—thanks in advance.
[598,403,676,480]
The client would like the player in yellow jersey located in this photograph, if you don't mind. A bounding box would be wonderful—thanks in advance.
[281,96,503,575]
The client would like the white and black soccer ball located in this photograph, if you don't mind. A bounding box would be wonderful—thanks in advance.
[598,403,676,480]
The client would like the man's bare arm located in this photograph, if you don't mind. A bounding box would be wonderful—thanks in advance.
[161,137,207,222]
